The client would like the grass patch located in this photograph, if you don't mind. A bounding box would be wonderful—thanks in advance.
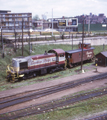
[0,44,106,91]
[19,95,107,120]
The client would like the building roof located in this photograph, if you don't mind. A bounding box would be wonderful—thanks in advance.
[0,10,11,13]
[66,47,94,54]
[101,51,107,57]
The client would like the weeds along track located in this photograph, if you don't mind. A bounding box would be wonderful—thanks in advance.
[0,87,107,120]
[0,72,107,110]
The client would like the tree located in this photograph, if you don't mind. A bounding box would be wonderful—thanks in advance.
[33,15,40,21]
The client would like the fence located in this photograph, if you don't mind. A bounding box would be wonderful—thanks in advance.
[78,23,107,32]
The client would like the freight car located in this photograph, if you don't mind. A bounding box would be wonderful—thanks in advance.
[66,43,94,67]
[6,43,94,82]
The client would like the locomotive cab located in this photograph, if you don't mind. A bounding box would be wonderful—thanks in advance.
[6,57,28,82]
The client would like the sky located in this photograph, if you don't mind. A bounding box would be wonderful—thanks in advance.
[0,0,107,19]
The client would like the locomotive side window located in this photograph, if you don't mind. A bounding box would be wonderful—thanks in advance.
[84,45,86,47]
[60,54,64,57]
[68,54,72,58]
[20,62,28,70]
[68,55,70,58]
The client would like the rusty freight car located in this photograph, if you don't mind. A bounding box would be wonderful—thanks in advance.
[65,43,94,67]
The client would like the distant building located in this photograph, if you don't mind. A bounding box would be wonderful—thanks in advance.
[32,20,42,29]
[0,10,32,33]
[32,16,78,32]
[76,13,106,24]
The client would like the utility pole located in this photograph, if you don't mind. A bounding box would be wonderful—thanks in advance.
[72,34,73,50]
[1,27,2,48]
[14,29,16,52]
[28,17,31,55]
[1,27,4,58]
[81,19,84,71]
[22,18,23,56]
[52,8,53,36]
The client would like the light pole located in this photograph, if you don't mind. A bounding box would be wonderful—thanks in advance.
[81,19,84,71]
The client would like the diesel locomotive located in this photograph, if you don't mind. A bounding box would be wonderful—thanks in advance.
[6,43,94,82]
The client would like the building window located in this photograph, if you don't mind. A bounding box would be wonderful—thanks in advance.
[98,58,102,62]
[24,18,27,21]
[9,18,12,21]
[6,23,8,26]
[15,24,19,26]
[22,14,27,17]
[9,15,12,17]
[9,23,13,26]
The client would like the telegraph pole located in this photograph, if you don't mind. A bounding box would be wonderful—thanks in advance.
[81,19,84,71]
[22,18,23,56]
[1,27,4,58]
[28,17,31,55]
[52,8,53,36]
[1,27,2,48]
[14,29,16,52]
[72,34,73,50]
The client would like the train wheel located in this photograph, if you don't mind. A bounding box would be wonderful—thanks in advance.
[50,69,54,74]
[23,76,26,80]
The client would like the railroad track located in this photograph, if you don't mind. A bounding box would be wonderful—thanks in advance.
[0,72,107,110]
[0,87,107,120]
[85,113,107,120]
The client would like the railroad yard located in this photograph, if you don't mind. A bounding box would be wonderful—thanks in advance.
[0,33,107,120]
[0,65,107,120]
[0,3,107,119]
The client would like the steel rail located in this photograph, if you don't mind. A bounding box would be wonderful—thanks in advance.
[0,72,107,110]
